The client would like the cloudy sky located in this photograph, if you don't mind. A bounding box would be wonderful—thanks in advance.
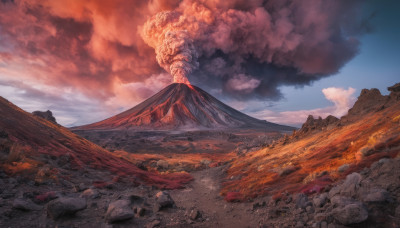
[0,0,399,127]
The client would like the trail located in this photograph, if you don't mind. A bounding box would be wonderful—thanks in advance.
[170,166,259,228]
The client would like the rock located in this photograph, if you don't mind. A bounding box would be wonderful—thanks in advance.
[395,205,400,217]
[336,173,362,197]
[13,198,42,211]
[388,82,400,92]
[361,188,390,203]
[32,110,57,123]
[146,219,161,228]
[155,191,174,211]
[156,160,169,170]
[190,209,200,220]
[105,200,134,223]
[330,196,357,207]
[332,203,368,225]
[80,188,100,199]
[337,164,350,173]
[313,193,328,208]
[47,197,87,219]
[137,207,145,216]
[306,205,314,213]
[295,221,304,228]
[295,193,312,209]
[298,115,339,136]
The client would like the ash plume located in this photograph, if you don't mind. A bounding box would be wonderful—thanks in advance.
[0,0,370,104]
[141,0,367,98]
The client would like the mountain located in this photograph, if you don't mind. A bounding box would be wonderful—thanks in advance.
[0,96,192,189]
[74,83,294,131]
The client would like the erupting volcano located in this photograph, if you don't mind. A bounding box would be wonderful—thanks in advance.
[75,83,294,131]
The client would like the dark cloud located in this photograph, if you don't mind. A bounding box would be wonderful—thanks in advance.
[0,0,370,108]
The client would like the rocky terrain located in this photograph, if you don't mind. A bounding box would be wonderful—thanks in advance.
[0,83,399,228]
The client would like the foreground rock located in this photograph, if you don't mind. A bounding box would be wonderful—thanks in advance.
[47,197,87,219]
[13,198,42,211]
[105,200,134,223]
[155,191,174,211]
[332,202,368,225]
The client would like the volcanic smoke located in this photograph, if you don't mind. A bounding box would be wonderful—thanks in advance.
[141,12,199,84]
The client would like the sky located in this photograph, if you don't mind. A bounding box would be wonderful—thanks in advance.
[0,0,399,127]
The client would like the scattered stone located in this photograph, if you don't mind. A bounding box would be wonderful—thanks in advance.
[320,221,328,228]
[146,219,161,228]
[155,191,174,211]
[332,202,368,225]
[13,198,42,211]
[47,197,87,219]
[313,193,328,208]
[295,194,312,209]
[80,188,100,199]
[190,209,200,220]
[295,221,304,228]
[105,200,134,223]
[306,205,314,213]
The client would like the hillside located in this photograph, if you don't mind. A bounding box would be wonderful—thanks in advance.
[0,96,192,189]
[222,84,400,199]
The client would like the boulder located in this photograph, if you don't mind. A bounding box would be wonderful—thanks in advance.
[190,209,200,220]
[361,188,390,203]
[332,203,368,225]
[80,188,100,199]
[155,191,174,211]
[105,200,134,223]
[47,197,87,219]
[330,173,362,198]
[313,193,328,208]
[13,198,42,211]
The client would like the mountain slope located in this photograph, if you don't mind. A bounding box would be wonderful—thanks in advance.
[222,84,400,200]
[0,96,192,189]
[75,83,294,131]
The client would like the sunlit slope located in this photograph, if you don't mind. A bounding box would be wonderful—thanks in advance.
[222,85,400,200]
[0,96,192,189]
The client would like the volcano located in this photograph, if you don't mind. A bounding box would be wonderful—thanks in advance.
[75,83,294,131]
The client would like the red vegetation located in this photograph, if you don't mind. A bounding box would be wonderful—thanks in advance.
[0,97,192,189]
[225,192,244,202]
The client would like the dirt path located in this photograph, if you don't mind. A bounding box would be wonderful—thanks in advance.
[170,166,260,228]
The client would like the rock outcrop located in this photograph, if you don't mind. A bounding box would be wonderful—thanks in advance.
[32,110,57,124]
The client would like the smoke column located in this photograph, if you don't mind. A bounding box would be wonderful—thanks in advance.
[140,0,366,95]
[141,12,198,84]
